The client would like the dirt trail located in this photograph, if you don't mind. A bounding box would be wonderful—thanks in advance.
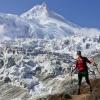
[72,78,100,100]
[40,78,100,100]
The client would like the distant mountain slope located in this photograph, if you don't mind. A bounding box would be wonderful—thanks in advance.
[0,3,100,40]
[0,13,30,41]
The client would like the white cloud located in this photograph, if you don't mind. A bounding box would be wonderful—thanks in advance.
[0,24,6,34]
[73,27,100,37]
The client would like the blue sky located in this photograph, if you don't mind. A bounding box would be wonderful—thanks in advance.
[0,0,100,29]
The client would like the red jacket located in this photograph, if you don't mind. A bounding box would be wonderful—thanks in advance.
[76,56,91,72]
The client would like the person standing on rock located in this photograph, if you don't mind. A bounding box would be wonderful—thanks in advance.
[74,51,93,95]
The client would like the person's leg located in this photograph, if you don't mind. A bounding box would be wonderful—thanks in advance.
[85,71,92,92]
[78,72,82,94]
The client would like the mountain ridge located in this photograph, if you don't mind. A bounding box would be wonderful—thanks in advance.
[0,3,100,40]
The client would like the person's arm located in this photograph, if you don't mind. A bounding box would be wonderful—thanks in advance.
[72,60,78,72]
[86,57,97,66]
[85,57,91,64]
[92,59,98,67]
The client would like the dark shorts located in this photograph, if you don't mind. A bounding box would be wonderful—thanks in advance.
[78,70,90,85]
[78,70,88,77]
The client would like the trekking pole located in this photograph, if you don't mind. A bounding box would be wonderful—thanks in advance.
[69,66,73,88]
[95,64,100,75]
[92,58,100,75]
[88,68,96,79]
[70,70,73,88]
[70,66,76,86]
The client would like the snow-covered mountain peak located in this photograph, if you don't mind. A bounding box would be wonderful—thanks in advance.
[0,3,99,40]
[32,2,48,12]
[21,2,48,20]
